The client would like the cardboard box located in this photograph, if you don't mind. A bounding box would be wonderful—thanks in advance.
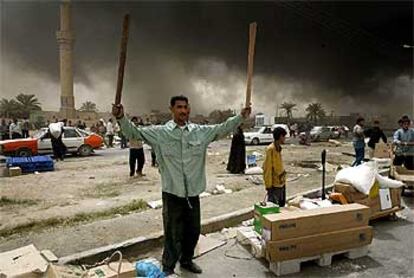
[334,182,367,203]
[265,226,373,262]
[87,261,136,278]
[0,244,48,277]
[8,166,22,177]
[373,143,392,158]
[390,188,401,207]
[44,264,85,278]
[253,202,279,234]
[356,188,401,216]
[262,204,369,241]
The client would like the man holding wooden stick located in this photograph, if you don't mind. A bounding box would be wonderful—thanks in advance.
[113,98,251,275]
[113,15,256,275]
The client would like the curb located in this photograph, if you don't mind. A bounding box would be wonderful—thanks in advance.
[59,185,333,265]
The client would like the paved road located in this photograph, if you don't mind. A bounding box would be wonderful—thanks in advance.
[188,196,414,278]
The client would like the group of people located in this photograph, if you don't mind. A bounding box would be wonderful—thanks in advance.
[0,118,31,140]
[351,115,414,169]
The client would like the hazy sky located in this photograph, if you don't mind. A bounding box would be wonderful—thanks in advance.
[1,1,413,118]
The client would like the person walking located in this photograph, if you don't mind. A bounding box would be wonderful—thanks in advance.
[21,118,30,138]
[106,118,115,148]
[129,117,146,177]
[9,119,22,139]
[48,121,67,161]
[263,127,287,207]
[366,120,387,159]
[226,125,246,174]
[393,116,414,170]
[113,95,251,276]
[0,119,7,140]
[352,117,365,166]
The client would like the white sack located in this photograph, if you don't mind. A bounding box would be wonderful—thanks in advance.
[375,173,404,188]
[48,122,64,139]
[334,164,376,195]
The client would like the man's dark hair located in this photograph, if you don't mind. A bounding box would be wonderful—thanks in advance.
[373,120,380,124]
[170,95,189,107]
[402,116,411,123]
[273,127,287,141]
[356,117,364,124]
[131,116,138,122]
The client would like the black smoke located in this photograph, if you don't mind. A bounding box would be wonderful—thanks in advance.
[1,1,412,117]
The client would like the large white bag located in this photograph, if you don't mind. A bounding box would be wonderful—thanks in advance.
[334,164,376,195]
[48,122,64,139]
[375,173,404,188]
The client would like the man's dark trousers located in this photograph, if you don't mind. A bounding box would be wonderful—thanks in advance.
[162,192,200,271]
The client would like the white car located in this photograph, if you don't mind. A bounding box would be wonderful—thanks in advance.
[244,126,274,145]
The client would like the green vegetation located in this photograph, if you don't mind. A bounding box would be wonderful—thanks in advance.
[0,199,147,238]
[0,196,39,207]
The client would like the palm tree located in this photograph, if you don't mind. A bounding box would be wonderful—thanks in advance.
[0,98,20,118]
[15,94,42,118]
[79,101,97,112]
[280,102,297,120]
[305,103,326,125]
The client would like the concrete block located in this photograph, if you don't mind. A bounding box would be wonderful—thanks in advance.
[269,260,301,276]
[8,167,21,177]
[317,253,332,266]
[345,245,369,259]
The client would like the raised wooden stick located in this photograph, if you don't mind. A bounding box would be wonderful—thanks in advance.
[115,14,130,105]
[245,22,257,107]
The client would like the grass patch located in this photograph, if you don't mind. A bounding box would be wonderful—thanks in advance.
[0,196,39,207]
[0,199,147,238]
[84,182,122,198]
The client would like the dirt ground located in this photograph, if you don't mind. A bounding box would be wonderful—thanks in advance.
[0,138,356,238]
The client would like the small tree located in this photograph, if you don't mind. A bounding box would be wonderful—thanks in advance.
[79,101,98,112]
[15,94,42,118]
[305,103,326,125]
[0,98,21,118]
[280,102,297,121]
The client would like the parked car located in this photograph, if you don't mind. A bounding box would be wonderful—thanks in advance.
[244,126,274,145]
[328,126,341,139]
[309,126,333,142]
[0,127,103,157]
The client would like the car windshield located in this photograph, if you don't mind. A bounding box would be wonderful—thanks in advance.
[248,127,263,133]
[311,127,323,132]
[77,129,91,137]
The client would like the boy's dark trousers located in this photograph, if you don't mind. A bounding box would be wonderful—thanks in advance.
[267,185,286,207]
[162,192,200,271]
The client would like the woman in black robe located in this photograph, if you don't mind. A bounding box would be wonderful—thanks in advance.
[227,126,246,174]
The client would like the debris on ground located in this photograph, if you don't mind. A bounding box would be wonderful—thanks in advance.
[194,234,226,257]
[245,166,263,175]
[242,218,254,226]
[147,199,163,209]
[328,139,342,147]
[0,244,49,277]
[317,162,339,173]
[212,184,233,195]
[248,175,263,185]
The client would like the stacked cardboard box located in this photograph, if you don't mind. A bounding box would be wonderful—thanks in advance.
[262,204,373,262]
[334,182,401,218]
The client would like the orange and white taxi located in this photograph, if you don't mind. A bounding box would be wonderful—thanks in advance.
[0,127,103,157]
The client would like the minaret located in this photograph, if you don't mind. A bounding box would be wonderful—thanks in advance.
[56,0,75,119]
